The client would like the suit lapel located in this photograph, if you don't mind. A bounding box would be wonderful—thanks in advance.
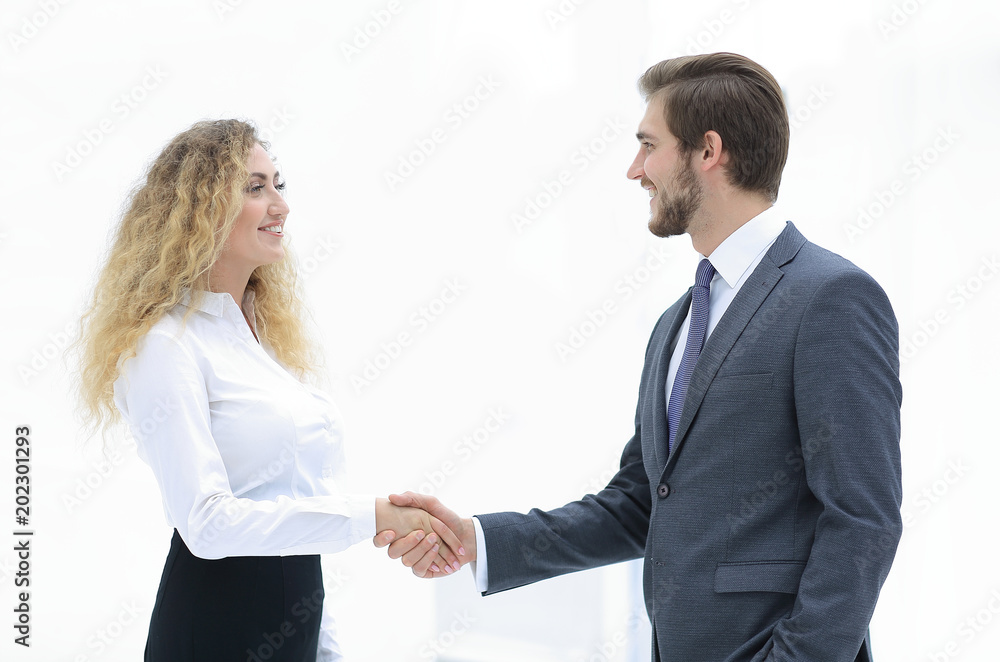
[661,222,807,474]
[651,289,692,469]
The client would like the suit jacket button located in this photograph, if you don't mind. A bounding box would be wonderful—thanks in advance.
[657,483,670,498]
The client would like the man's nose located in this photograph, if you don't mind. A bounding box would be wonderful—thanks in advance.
[627,150,644,180]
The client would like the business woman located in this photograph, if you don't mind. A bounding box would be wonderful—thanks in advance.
[74,119,463,661]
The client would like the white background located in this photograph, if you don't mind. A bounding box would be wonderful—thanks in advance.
[2,0,999,660]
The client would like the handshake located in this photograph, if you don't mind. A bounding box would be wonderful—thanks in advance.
[372,492,475,577]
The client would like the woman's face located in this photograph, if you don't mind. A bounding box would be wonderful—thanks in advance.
[221,143,289,274]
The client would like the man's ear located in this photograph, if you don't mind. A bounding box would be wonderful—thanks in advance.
[699,130,726,172]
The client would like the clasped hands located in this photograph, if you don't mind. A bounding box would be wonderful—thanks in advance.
[373,493,475,577]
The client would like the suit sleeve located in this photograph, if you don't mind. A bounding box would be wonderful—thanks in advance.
[475,315,667,595]
[764,269,903,660]
[476,419,651,595]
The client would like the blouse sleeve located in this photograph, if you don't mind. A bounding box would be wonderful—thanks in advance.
[114,330,376,559]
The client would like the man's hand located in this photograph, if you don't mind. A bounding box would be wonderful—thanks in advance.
[373,497,465,575]
[373,492,477,578]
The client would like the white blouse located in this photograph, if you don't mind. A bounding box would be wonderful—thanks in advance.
[113,288,374,661]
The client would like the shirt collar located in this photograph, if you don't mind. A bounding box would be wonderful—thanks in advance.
[701,206,789,288]
[179,288,258,334]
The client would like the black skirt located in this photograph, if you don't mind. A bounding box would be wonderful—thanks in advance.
[145,529,325,662]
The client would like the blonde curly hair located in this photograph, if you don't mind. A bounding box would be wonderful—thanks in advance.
[72,119,321,442]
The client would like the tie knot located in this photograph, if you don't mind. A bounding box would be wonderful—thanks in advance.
[695,259,716,288]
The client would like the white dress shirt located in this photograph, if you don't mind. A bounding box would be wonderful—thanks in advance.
[112,288,375,661]
[470,207,790,591]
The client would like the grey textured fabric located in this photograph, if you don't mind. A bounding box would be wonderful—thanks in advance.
[477,222,902,662]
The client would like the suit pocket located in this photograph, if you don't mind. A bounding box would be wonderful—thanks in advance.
[714,560,806,594]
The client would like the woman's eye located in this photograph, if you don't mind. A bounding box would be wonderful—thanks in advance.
[246,181,284,194]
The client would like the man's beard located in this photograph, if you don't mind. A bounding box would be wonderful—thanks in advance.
[648,158,703,238]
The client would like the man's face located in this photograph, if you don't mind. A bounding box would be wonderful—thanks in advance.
[627,96,703,238]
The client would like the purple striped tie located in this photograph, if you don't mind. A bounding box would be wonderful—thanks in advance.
[667,258,716,452]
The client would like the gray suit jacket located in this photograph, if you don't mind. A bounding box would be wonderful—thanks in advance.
[477,222,903,662]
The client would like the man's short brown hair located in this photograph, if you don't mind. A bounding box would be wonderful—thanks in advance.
[638,53,789,202]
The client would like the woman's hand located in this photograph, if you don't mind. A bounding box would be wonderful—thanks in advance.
[373,492,476,578]
[374,497,465,575]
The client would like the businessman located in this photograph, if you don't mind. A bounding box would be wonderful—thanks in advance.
[375,52,903,662]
